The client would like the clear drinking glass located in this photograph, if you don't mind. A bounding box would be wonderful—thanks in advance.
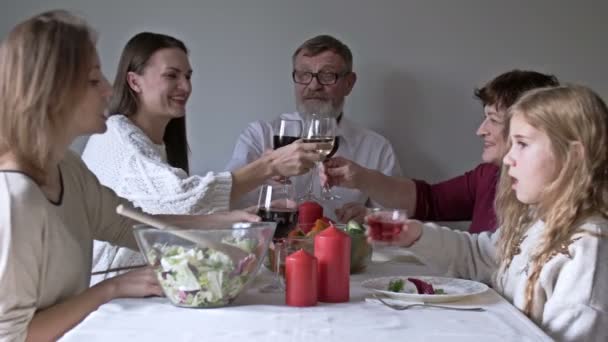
[301,114,340,200]
[364,208,408,243]
[260,236,314,293]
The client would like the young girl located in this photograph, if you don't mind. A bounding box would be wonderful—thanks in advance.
[391,85,607,341]
[81,32,324,282]
[0,11,258,341]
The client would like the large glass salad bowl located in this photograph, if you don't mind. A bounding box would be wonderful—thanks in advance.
[134,222,276,308]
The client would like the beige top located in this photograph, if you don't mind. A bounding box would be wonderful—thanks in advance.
[0,152,135,341]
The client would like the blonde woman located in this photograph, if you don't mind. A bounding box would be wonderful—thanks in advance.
[0,11,259,341]
[388,85,607,341]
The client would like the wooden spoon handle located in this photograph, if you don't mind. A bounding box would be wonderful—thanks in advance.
[116,204,249,261]
[117,204,177,230]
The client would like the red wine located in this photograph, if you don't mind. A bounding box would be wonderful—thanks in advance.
[273,135,299,149]
[257,208,298,238]
[366,215,405,242]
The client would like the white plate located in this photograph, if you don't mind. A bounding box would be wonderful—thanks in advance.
[361,276,489,303]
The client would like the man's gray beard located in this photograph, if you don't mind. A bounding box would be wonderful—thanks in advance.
[296,99,343,119]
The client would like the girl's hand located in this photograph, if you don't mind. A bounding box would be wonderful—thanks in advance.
[367,219,423,247]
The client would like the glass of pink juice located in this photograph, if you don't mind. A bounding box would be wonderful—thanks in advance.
[364,209,407,242]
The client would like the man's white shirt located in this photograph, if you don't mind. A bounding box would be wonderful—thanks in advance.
[225,112,402,220]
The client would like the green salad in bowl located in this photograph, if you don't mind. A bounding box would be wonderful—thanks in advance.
[134,222,276,308]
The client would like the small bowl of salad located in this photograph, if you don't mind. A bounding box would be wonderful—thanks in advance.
[133,222,276,308]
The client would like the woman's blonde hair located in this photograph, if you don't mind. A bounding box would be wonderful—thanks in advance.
[495,85,608,317]
[0,10,96,184]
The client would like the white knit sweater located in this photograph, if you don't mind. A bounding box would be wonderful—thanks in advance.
[82,115,233,283]
[409,217,608,341]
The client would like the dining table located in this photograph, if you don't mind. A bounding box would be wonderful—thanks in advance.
[61,248,553,342]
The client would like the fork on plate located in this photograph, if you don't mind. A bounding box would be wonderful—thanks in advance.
[373,294,485,312]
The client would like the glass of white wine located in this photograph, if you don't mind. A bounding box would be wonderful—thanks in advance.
[302,114,340,200]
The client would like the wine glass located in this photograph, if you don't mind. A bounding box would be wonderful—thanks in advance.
[257,183,299,293]
[260,236,313,293]
[302,114,340,200]
[273,119,302,149]
[273,119,302,188]
[259,237,287,293]
[257,183,299,239]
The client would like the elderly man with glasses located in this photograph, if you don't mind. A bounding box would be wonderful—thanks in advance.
[225,34,402,222]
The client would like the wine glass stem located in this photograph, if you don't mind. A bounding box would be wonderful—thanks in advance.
[306,166,315,197]
[296,164,320,202]
[318,162,339,200]
[276,242,285,290]
[283,176,290,194]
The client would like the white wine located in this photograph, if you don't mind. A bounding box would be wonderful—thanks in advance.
[303,136,335,158]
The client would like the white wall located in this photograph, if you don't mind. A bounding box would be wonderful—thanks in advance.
[1,0,607,182]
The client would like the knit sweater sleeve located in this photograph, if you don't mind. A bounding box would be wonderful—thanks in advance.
[111,120,233,215]
[407,222,500,284]
[539,221,608,341]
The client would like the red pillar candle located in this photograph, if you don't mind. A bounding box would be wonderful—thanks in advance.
[314,225,351,302]
[285,249,318,307]
[297,201,323,233]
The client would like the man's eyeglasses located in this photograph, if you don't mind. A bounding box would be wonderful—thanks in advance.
[292,70,349,85]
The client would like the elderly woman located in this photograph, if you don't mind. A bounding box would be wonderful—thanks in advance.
[322,70,559,233]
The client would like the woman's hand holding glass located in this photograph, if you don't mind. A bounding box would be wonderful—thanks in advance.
[334,202,369,223]
[320,156,368,190]
[266,140,325,178]
[195,210,261,227]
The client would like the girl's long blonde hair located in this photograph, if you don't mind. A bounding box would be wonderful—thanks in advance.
[495,85,608,316]
[0,10,96,184]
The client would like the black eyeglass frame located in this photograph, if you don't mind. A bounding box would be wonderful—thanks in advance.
[292,70,351,85]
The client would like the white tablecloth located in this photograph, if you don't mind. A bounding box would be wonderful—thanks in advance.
[61,253,551,342]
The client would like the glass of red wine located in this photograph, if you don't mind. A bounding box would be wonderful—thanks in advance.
[257,183,299,239]
[273,119,302,149]
[364,208,408,243]
[273,119,302,189]
[257,182,299,293]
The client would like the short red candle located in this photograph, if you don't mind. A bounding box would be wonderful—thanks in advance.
[297,201,323,233]
[314,226,350,302]
[285,249,318,307]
